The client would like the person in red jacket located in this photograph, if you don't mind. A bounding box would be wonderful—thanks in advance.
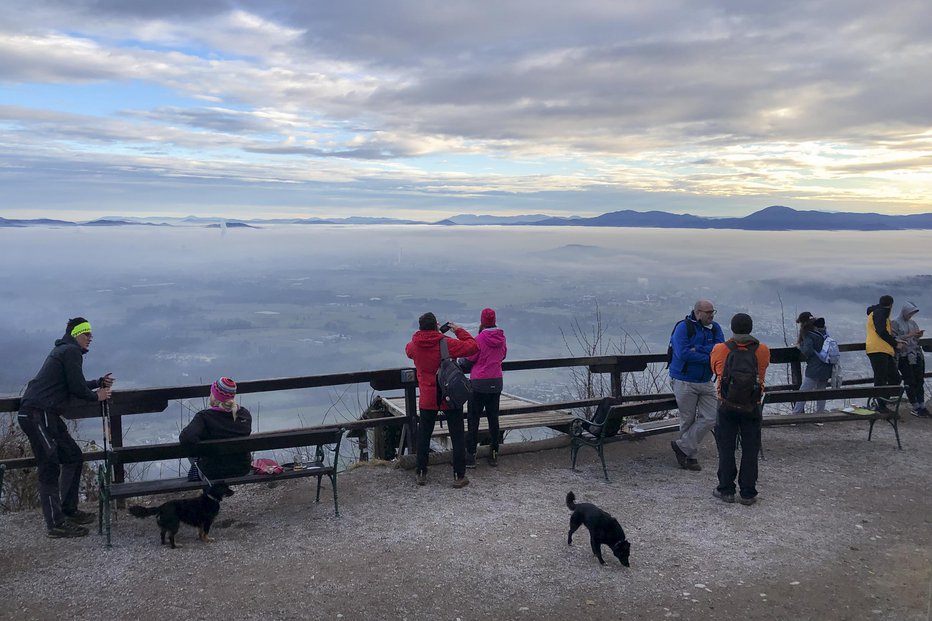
[405,312,478,487]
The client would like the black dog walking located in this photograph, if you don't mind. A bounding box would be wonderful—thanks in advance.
[129,484,234,548]
[566,491,631,566]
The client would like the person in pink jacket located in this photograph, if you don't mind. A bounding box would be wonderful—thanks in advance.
[465,308,507,468]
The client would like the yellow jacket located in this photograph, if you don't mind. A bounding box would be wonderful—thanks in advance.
[865,304,896,356]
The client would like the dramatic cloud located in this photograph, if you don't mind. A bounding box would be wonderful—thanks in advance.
[0,0,930,218]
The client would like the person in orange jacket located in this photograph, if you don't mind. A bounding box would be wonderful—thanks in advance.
[405,312,478,488]
[710,313,770,506]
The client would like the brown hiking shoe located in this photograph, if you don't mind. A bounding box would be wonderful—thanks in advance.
[47,523,89,538]
[64,509,96,525]
[452,474,470,489]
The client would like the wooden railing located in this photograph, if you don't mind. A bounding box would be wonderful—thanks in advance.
[2,338,929,482]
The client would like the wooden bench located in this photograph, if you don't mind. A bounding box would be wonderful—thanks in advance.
[99,426,345,546]
[761,385,905,449]
[379,392,577,453]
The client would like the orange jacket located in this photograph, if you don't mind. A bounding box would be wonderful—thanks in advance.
[710,337,770,400]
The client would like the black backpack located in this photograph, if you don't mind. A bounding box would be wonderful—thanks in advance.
[666,319,697,370]
[436,339,472,409]
[720,341,761,413]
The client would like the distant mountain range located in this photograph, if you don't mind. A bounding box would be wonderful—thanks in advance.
[3,206,932,230]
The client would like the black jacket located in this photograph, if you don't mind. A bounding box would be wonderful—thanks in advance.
[20,335,101,413]
[180,407,253,478]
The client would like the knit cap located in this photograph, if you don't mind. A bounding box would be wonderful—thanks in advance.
[731,313,753,335]
[211,377,237,402]
[480,308,496,328]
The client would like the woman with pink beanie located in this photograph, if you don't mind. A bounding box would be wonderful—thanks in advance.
[180,377,253,480]
[465,308,508,468]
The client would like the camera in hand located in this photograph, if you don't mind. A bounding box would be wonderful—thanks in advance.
[439,322,451,333]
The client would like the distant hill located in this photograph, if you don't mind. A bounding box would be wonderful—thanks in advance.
[533,205,932,230]
[4,206,932,230]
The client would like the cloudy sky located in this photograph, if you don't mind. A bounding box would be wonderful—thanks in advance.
[1,0,930,220]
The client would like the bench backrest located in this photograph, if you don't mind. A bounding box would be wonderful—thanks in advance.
[112,426,345,465]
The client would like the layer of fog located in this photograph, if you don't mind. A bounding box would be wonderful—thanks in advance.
[2,225,929,445]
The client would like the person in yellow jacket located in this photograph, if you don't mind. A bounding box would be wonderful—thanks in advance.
[865,295,903,412]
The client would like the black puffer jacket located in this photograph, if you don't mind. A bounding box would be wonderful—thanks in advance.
[20,335,100,412]
[180,407,253,478]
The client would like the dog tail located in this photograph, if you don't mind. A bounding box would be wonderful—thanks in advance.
[128,505,160,519]
[566,491,576,511]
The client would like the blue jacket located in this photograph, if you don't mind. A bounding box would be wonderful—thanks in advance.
[799,328,834,381]
[669,313,724,383]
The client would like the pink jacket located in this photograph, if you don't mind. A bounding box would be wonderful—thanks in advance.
[467,327,507,380]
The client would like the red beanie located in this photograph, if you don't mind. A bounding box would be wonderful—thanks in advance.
[480,308,496,328]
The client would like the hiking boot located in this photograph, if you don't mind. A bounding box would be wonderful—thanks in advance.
[415,470,427,486]
[465,453,477,469]
[685,458,702,472]
[713,489,735,504]
[738,496,758,506]
[47,522,89,538]
[919,406,931,418]
[670,441,688,469]
[488,449,498,467]
[452,474,470,489]
[64,509,96,526]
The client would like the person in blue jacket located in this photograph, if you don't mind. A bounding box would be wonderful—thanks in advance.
[669,300,724,472]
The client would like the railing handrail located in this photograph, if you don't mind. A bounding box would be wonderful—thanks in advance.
[2,338,930,414]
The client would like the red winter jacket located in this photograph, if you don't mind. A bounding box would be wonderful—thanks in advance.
[405,327,478,410]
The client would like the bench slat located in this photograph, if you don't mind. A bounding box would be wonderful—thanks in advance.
[110,465,332,499]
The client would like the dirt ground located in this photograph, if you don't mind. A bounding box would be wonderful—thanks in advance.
[1,416,930,621]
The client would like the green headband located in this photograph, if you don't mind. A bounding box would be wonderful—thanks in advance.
[70,322,92,338]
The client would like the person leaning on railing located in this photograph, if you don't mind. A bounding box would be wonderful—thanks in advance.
[17,317,114,539]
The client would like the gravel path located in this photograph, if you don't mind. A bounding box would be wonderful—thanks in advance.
[1,417,931,621]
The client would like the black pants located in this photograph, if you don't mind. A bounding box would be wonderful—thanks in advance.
[868,352,901,387]
[416,408,466,478]
[17,408,84,529]
[898,356,926,405]
[714,405,762,500]
[467,392,501,455]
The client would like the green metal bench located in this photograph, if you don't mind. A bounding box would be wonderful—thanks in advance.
[98,426,345,546]
[570,397,678,481]
[761,385,905,448]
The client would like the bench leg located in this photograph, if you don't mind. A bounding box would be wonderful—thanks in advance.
[330,473,339,517]
[868,419,876,442]
[0,464,5,506]
[570,441,580,471]
[315,474,322,503]
[597,443,609,482]
[888,417,903,450]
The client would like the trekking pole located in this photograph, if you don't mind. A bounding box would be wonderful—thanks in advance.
[100,398,113,546]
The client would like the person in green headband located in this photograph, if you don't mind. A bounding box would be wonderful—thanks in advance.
[17,317,115,539]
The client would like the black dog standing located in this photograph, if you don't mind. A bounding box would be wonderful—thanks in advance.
[566,491,631,566]
[129,484,234,548]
